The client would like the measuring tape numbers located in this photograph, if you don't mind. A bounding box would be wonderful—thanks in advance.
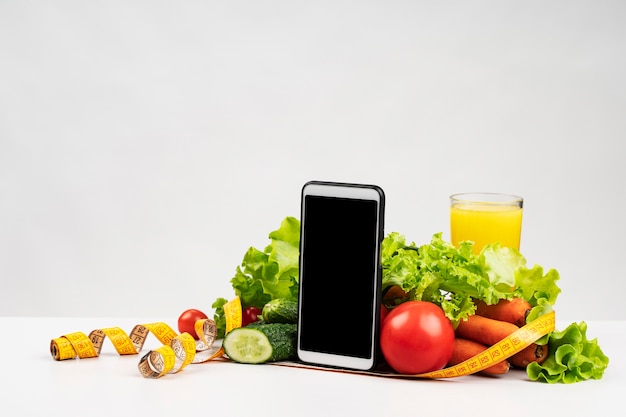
[50,297,243,378]
[410,310,555,379]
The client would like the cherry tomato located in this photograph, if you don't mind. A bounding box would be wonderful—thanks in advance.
[242,306,263,326]
[380,301,455,374]
[178,308,208,340]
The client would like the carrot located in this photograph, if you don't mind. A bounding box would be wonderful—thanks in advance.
[455,314,520,346]
[474,298,532,327]
[382,285,409,305]
[509,343,549,369]
[456,314,549,369]
[448,338,510,375]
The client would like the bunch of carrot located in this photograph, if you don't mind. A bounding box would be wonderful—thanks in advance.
[447,298,549,376]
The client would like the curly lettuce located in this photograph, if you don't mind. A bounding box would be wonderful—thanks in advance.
[527,321,609,383]
[212,217,300,338]
[380,232,562,325]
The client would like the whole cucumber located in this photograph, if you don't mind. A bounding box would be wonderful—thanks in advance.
[262,298,298,324]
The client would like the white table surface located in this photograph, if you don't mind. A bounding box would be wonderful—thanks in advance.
[4,317,624,417]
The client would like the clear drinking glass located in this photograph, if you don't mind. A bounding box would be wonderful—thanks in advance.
[450,192,523,254]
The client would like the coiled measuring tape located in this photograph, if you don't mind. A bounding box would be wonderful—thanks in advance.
[50,298,555,379]
[50,297,243,378]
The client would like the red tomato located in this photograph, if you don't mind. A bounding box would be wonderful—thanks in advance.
[242,306,263,326]
[177,309,208,340]
[380,301,455,374]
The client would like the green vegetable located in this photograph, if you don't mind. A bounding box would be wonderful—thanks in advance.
[527,321,609,383]
[262,298,298,324]
[211,297,229,338]
[231,216,300,308]
[223,323,297,364]
[213,217,300,338]
[380,232,562,325]
[214,218,609,383]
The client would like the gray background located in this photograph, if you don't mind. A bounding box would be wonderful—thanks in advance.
[2,1,625,321]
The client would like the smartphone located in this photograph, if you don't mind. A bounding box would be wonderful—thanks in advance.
[297,180,385,371]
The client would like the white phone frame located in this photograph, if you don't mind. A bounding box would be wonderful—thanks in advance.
[296,181,385,371]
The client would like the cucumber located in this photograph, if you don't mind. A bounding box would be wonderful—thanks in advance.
[261,298,298,324]
[223,323,297,364]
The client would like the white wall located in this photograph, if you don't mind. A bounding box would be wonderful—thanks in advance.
[2,1,625,321]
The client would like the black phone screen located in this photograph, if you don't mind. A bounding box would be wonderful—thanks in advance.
[299,194,381,359]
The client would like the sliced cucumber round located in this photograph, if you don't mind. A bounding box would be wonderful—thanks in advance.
[223,327,273,364]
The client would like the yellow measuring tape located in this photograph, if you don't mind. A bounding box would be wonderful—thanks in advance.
[403,309,555,379]
[50,298,555,379]
[50,297,243,378]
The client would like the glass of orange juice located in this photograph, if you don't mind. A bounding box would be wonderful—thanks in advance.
[450,193,523,254]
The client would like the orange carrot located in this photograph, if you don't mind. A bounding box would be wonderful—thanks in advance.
[455,314,520,346]
[474,298,532,327]
[382,285,409,305]
[509,343,549,369]
[456,314,549,369]
[448,338,510,375]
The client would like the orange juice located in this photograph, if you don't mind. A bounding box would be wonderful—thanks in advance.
[450,193,523,254]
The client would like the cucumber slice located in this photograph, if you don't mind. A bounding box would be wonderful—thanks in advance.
[223,323,297,364]
[223,327,273,364]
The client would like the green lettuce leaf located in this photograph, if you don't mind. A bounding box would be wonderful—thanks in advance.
[380,233,561,326]
[514,264,561,324]
[211,297,228,339]
[527,322,609,383]
[480,244,526,291]
[212,217,300,337]
[381,233,504,325]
